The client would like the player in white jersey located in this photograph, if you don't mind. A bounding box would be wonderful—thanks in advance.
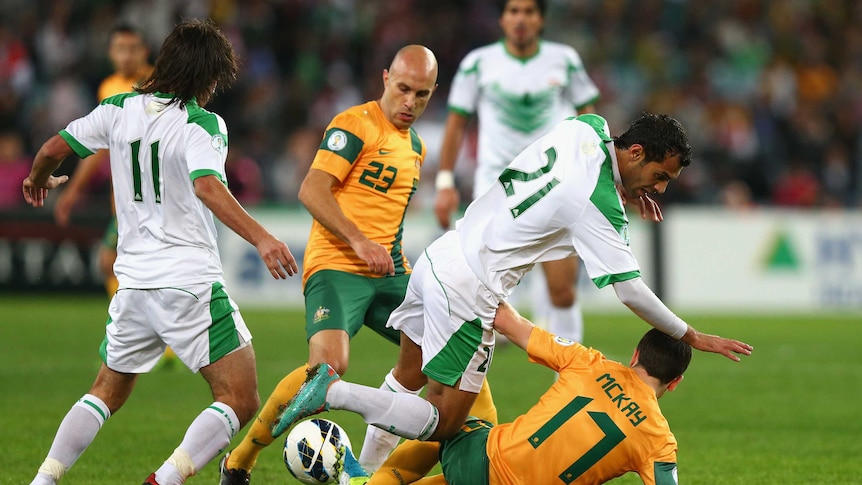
[434,0,602,345]
[22,20,298,485]
[271,113,753,452]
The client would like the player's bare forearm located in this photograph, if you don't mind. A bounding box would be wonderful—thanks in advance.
[438,112,469,172]
[29,135,73,186]
[681,326,754,362]
[492,302,533,350]
[23,135,73,207]
[298,169,366,246]
[194,175,297,278]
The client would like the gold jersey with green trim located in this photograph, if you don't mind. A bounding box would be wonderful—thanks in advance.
[302,101,425,286]
[487,328,678,485]
[59,92,230,288]
[97,64,153,101]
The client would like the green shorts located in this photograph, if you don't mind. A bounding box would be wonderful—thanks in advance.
[101,217,118,250]
[439,418,493,485]
[303,269,408,344]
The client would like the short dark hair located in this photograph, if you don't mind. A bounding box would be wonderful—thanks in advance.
[497,0,547,17]
[135,19,238,108]
[634,329,692,384]
[613,112,692,167]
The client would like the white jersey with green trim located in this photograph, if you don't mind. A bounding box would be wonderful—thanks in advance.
[456,114,640,298]
[59,92,228,288]
[448,40,600,197]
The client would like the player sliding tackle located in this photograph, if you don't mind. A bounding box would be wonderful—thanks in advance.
[271,113,753,483]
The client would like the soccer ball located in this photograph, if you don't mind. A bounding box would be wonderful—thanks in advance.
[283,418,352,484]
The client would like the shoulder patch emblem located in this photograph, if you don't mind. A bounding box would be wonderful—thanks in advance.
[554,336,576,346]
[326,130,348,151]
[211,134,226,154]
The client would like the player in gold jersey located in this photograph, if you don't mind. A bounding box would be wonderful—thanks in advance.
[372,301,690,485]
[220,45,499,485]
[460,302,685,484]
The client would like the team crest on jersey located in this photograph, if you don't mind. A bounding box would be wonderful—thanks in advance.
[619,223,630,245]
[579,140,598,157]
[312,306,331,324]
[554,336,576,346]
[326,130,348,151]
[211,134,226,154]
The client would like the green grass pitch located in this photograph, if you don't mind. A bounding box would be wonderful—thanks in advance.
[2,295,860,484]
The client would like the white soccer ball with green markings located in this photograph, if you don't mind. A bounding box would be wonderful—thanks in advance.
[283,418,352,484]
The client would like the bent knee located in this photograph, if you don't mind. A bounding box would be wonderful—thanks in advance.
[220,390,260,426]
[549,287,576,307]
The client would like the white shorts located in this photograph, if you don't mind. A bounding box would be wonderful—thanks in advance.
[387,231,498,393]
[102,282,252,373]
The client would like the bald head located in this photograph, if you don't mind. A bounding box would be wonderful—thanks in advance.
[379,45,439,130]
[389,44,439,83]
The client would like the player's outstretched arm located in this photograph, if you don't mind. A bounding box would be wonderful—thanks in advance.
[23,134,71,207]
[433,111,469,229]
[298,168,394,275]
[194,175,297,279]
[680,326,753,362]
[492,301,534,350]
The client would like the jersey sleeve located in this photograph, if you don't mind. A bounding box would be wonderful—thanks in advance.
[564,46,600,110]
[525,327,598,373]
[638,456,679,485]
[447,50,481,116]
[311,112,368,183]
[59,103,115,159]
[185,110,228,183]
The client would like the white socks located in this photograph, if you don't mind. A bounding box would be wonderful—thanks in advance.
[548,301,584,343]
[153,402,239,485]
[31,394,111,485]
[31,396,239,485]
[328,379,438,441]
[358,370,423,472]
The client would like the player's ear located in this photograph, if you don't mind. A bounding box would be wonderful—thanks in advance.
[630,144,644,164]
[666,374,684,392]
[629,349,639,367]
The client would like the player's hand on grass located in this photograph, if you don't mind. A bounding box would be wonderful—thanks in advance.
[257,234,298,279]
[355,239,395,276]
[23,174,69,208]
[683,327,753,362]
[434,187,459,229]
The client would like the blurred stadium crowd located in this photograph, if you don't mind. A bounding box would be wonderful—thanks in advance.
[2,0,861,212]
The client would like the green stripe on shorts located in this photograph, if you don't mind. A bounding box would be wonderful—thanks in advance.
[208,282,241,363]
[423,318,483,387]
[99,314,112,364]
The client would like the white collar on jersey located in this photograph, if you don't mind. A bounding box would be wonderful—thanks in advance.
[607,140,622,187]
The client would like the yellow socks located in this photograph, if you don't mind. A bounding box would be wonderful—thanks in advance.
[370,439,440,485]
[471,379,498,424]
[227,365,308,471]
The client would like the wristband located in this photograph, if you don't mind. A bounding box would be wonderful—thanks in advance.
[435,170,455,190]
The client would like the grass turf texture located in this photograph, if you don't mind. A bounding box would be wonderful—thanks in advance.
[2,295,860,484]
